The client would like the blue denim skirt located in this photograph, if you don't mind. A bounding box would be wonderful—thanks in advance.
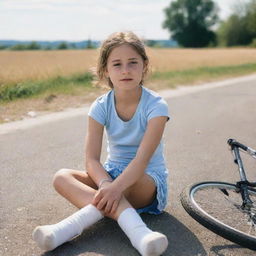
[103,160,169,215]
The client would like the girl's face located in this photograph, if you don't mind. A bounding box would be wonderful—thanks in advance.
[105,44,146,91]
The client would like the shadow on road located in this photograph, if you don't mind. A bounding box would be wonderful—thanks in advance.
[41,211,207,256]
[210,244,247,256]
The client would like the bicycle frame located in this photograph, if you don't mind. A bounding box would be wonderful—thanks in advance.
[180,139,256,250]
[228,139,256,209]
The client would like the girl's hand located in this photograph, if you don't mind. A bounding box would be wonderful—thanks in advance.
[92,182,123,215]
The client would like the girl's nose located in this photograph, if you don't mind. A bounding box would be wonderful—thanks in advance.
[121,65,130,74]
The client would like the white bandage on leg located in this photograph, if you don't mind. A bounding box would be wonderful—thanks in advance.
[117,208,168,256]
[32,204,103,251]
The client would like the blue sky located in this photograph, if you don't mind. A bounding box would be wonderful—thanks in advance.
[0,0,244,41]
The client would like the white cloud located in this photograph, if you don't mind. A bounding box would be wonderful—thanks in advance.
[0,0,168,11]
[0,0,239,41]
[1,0,93,11]
[0,0,171,40]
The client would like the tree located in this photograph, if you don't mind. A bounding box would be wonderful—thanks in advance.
[86,39,95,49]
[217,0,256,46]
[247,0,256,36]
[163,0,219,47]
[57,42,68,50]
[217,15,252,46]
[27,41,41,50]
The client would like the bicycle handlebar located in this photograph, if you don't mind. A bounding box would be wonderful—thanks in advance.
[228,138,256,157]
[227,139,248,151]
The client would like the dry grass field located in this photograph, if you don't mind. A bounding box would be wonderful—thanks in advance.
[1,47,256,123]
[0,50,97,85]
[1,48,256,85]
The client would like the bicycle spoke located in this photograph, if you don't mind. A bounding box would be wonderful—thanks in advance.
[192,184,256,237]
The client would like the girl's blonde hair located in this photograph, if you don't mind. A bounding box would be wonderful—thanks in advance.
[96,31,149,88]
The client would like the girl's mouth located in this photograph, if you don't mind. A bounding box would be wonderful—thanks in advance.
[120,78,133,81]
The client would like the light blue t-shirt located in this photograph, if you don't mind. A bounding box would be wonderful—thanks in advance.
[88,86,170,170]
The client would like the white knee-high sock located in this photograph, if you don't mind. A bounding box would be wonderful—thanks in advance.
[117,208,168,256]
[32,204,103,251]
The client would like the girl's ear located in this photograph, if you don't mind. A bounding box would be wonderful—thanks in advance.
[143,60,149,74]
[104,68,109,78]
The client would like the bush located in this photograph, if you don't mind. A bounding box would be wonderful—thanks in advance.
[9,42,41,51]
[0,45,8,50]
[10,44,28,50]
[251,38,256,47]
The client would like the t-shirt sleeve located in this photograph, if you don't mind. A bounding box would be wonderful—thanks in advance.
[147,97,170,122]
[88,97,106,126]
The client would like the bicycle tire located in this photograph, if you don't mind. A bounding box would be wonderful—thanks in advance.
[180,181,256,250]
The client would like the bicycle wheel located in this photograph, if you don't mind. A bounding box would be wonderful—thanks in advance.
[180,181,256,250]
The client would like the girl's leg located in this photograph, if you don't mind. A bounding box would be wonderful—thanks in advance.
[52,168,98,208]
[109,175,168,256]
[52,168,156,218]
[32,169,103,251]
[52,168,157,218]
[33,169,168,255]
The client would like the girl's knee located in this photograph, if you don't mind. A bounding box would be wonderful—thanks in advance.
[53,168,73,190]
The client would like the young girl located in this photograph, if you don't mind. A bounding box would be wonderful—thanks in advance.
[33,31,170,256]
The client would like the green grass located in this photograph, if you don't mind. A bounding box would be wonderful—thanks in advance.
[1,62,256,102]
[0,72,93,101]
[151,62,256,88]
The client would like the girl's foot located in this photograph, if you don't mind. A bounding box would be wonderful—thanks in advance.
[32,204,103,251]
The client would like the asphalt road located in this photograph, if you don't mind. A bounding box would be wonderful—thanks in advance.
[1,74,256,256]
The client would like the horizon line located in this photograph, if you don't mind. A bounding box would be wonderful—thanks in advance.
[0,38,172,41]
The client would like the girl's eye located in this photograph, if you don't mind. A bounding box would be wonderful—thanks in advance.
[113,63,120,66]
[130,61,138,64]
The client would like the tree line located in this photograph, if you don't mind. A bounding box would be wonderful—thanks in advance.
[0,40,96,51]
[163,0,256,48]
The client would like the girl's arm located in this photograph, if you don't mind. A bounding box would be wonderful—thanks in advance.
[93,116,168,213]
[85,117,112,187]
[113,116,168,192]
